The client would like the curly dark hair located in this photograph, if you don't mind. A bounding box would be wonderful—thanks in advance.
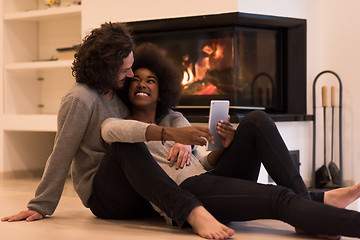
[120,42,182,121]
[72,22,134,94]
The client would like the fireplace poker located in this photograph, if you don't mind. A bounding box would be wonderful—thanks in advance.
[329,86,341,186]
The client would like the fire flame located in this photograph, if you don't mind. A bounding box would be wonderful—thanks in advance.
[181,40,228,95]
[182,63,195,87]
[182,45,217,83]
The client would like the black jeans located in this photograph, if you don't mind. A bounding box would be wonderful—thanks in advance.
[88,142,201,227]
[180,111,360,237]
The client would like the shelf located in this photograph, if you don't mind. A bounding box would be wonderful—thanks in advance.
[3,114,57,132]
[5,60,73,71]
[4,5,81,22]
[1,1,82,173]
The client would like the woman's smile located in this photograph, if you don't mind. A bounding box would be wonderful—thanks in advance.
[129,68,159,108]
[134,91,150,97]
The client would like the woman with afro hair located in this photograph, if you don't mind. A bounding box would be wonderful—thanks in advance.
[120,42,182,124]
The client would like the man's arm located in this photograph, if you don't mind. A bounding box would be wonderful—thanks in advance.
[28,97,91,216]
[2,96,91,222]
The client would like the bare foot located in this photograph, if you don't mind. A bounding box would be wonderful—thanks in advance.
[187,206,234,239]
[324,183,360,208]
[295,184,360,239]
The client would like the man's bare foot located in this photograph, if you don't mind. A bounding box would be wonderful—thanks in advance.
[294,184,360,239]
[324,183,360,208]
[314,184,360,240]
[187,206,235,239]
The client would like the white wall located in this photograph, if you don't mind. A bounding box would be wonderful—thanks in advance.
[81,0,238,35]
[316,0,360,184]
[0,1,3,173]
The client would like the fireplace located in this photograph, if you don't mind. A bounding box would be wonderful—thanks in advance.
[127,12,307,119]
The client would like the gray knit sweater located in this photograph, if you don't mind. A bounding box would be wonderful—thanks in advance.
[27,83,129,216]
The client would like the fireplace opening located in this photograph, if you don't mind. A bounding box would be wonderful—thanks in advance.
[128,12,307,118]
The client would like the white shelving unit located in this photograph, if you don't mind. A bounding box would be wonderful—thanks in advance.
[1,0,82,175]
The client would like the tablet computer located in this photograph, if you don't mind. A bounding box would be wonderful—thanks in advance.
[206,100,230,151]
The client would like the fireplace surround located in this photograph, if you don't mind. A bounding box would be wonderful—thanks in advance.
[127,12,308,121]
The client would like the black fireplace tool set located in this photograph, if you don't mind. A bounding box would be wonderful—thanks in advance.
[312,70,343,189]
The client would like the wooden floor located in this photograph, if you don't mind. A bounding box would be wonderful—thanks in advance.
[0,178,358,240]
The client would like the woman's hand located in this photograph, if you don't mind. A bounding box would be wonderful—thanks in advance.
[1,210,43,222]
[168,143,192,169]
[216,117,235,148]
[169,126,213,146]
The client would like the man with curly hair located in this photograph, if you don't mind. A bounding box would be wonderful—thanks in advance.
[2,22,234,239]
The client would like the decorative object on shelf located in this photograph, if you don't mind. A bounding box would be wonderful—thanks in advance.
[56,44,79,60]
[45,0,61,8]
[312,70,343,189]
[58,0,81,7]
